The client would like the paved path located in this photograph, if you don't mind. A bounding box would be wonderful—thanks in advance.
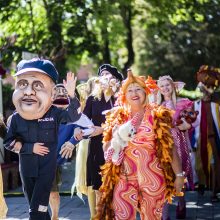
[3,161,220,220]
[4,191,220,220]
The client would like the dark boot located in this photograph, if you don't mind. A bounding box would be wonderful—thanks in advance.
[176,201,186,219]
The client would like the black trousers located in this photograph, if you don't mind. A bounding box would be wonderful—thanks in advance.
[20,173,55,220]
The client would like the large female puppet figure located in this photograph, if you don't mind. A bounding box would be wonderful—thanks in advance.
[71,77,98,218]
[95,70,184,220]
[157,75,196,220]
[83,64,123,216]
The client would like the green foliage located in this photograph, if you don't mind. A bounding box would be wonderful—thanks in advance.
[1,0,220,91]
[135,0,220,89]
[2,83,14,115]
[0,0,131,77]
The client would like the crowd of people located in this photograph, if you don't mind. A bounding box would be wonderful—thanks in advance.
[0,58,220,220]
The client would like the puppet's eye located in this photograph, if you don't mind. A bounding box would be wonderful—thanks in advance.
[33,81,44,90]
[61,88,68,94]
[17,80,28,89]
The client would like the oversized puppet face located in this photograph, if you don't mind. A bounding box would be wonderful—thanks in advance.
[197,66,220,91]
[99,70,121,93]
[197,82,212,101]
[157,79,174,98]
[13,71,54,120]
[125,83,146,107]
[52,84,69,109]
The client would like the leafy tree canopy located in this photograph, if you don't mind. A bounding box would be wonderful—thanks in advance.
[1,0,220,89]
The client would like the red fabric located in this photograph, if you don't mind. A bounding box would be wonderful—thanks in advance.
[200,101,209,183]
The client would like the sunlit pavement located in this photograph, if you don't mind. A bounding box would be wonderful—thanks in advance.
[5,195,90,220]
[4,161,220,220]
[5,191,220,220]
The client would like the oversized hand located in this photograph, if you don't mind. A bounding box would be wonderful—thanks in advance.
[89,126,104,137]
[174,176,185,195]
[12,141,22,153]
[33,143,49,156]
[74,127,83,141]
[60,141,75,159]
[63,71,77,98]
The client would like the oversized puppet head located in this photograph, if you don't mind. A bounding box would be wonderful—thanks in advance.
[156,75,185,106]
[116,69,158,107]
[97,64,123,95]
[196,65,220,93]
[12,58,58,120]
[157,75,185,94]
[196,65,220,101]
[52,84,69,110]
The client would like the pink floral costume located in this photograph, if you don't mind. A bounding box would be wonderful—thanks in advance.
[112,107,166,220]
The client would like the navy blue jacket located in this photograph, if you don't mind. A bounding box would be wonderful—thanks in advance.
[4,97,81,177]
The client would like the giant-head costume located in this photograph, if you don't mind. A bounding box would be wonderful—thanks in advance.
[195,66,219,102]
[96,64,123,100]
[156,75,185,106]
[116,69,158,107]
[52,84,69,109]
[13,58,59,120]
[196,65,220,94]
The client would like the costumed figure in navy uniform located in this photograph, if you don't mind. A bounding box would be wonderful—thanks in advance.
[49,83,94,220]
[4,58,81,220]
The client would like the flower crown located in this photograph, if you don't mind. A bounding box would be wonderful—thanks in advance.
[158,75,173,82]
[157,74,185,92]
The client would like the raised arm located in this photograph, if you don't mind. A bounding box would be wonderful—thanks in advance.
[58,72,81,123]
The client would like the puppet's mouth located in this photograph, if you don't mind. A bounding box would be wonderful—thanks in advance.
[162,89,170,93]
[131,96,139,100]
[22,98,37,105]
[53,98,69,105]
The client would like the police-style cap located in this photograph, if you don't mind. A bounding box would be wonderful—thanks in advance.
[15,58,59,83]
[97,64,124,82]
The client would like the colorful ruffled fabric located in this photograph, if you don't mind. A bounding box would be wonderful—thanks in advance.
[93,105,178,220]
[173,98,193,121]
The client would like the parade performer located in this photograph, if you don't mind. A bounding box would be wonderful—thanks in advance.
[94,70,184,220]
[157,75,196,219]
[49,83,94,220]
[194,66,220,202]
[0,117,8,219]
[4,58,81,220]
[71,77,98,219]
[83,64,123,217]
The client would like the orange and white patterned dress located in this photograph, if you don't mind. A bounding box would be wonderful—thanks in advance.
[112,108,166,220]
